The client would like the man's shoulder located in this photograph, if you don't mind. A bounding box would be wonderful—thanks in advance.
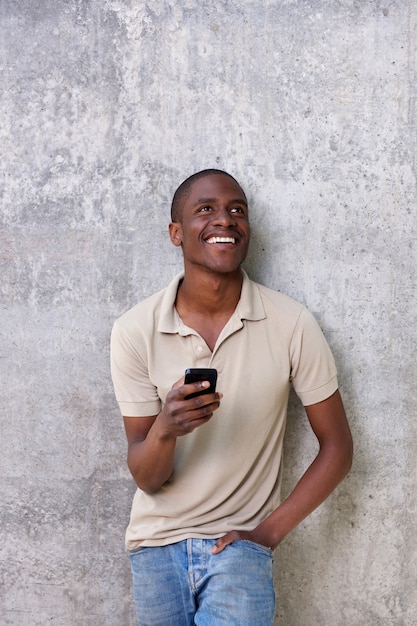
[113,285,168,332]
[250,278,329,343]
[113,272,183,336]
[250,278,305,318]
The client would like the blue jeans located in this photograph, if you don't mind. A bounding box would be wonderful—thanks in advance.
[129,538,275,625]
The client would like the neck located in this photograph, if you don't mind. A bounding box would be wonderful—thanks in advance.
[176,267,244,317]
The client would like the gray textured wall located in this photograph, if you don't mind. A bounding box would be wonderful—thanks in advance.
[1,1,416,624]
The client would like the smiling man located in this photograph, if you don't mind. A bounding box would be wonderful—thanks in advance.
[110,169,353,626]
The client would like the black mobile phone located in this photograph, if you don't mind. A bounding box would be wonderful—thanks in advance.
[184,368,218,399]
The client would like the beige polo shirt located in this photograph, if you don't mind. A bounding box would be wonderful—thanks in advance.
[111,271,338,549]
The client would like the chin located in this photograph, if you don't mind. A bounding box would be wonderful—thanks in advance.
[208,264,243,275]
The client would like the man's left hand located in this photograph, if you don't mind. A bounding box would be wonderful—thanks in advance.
[211,529,273,554]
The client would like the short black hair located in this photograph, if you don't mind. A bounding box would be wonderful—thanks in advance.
[170,169,246,223]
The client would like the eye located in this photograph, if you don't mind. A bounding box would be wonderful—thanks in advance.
[230,206,245,214]
[198,205,213,212]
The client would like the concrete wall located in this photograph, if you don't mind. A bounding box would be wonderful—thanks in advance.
[1,1,416,624]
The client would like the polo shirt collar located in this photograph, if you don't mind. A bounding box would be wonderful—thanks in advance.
[158,269,266,334]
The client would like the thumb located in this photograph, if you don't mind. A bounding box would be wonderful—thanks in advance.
[211,531,240,555]
[211,540,226,554]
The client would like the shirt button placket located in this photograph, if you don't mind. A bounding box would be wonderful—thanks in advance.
[192,337,210,365]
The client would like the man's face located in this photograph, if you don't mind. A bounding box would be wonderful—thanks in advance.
[169,174,251,275]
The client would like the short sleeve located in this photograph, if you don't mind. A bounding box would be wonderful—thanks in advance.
[290,307,338,406]
[110,321,162,417]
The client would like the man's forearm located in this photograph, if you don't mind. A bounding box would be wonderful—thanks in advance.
[252,440,353,549]
[127,420,177,494]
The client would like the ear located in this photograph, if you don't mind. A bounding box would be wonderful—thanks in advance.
[169,222,183,247]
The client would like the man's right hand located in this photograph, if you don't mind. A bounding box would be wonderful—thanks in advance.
[122,376,221,493]
[157,376,222,438]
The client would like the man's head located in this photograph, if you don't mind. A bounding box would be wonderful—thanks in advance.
[169,169,250,275]
[171,169,247,223]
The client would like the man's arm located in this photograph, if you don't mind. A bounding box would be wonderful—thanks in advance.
[212,389,353,553]
[123,378,222,494]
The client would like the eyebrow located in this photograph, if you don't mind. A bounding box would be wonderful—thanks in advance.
[193,197,248,207]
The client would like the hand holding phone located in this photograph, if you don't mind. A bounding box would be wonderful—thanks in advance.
[184,368,218,399]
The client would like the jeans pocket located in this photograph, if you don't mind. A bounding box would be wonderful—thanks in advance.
[238,539,273,556]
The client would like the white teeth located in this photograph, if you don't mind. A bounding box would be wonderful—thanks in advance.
[206,237,236,244]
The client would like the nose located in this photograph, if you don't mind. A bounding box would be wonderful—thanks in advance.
[212,207,236,226]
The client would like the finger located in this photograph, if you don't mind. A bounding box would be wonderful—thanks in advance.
[211,531,240,554]
[187,396,221,419]
[182,379,211,399]
[173,397,219,433]
[211,539,226,554]
[186,414,214,431]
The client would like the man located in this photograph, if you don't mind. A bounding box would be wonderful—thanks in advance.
[111,169,353,625]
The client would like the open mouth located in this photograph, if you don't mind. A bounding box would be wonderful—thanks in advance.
[205,236,236,244]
